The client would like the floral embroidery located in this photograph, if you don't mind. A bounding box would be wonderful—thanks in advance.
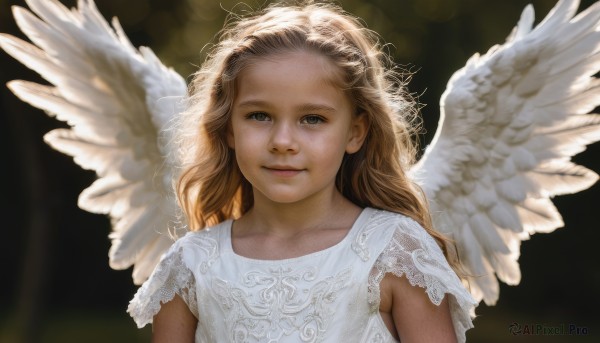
[212,267,352,342]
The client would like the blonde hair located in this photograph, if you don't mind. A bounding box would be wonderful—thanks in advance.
[175,1,457,264]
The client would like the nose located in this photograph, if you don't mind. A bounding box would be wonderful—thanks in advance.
[269,121,298,153]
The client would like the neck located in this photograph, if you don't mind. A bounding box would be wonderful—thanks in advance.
[242,188,360,236]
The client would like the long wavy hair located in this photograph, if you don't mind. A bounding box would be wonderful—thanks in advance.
[175,1,459,266]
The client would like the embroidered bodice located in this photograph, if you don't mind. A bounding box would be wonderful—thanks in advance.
[128,208,476,342]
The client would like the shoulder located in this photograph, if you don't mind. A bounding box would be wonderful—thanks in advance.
[165,220,230,272]
[351,208,432,264]
[128,223,230,328]
[173,220,229,250]
[365,208,425,231]
[381,208,428,231]
[369,209,451,294]
[377,209,439,245]
[362,208,433,247]
[367,208,471,310]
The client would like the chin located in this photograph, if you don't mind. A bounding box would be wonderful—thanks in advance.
[264,194,307,205]
[257,188,312,205]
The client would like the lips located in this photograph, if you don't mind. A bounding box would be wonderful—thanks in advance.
[263,165,305,177]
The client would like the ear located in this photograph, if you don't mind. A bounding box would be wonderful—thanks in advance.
[346,112,369,154]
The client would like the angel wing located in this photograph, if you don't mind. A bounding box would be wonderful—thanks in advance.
[412,0,600,305]
[0,0,187,284]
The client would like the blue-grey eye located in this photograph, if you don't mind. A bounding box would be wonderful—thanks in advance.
[248,112,270,121]
[302,115,324,124]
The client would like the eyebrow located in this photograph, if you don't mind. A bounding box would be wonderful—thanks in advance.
[235,99,337,113]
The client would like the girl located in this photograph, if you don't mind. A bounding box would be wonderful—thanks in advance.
[128,1,476,342]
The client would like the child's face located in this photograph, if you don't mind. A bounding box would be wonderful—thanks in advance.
[229,50,367,206]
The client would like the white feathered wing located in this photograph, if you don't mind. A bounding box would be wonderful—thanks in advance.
[412,0,600,305]
[0,0,187,284]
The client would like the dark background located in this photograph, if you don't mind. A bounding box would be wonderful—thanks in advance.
[0,0,598,342]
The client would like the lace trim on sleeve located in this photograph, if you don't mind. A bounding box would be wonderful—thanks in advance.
[368,217,477,343]
[127,244,198,328]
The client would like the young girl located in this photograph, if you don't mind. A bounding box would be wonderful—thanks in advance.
[128,2,477,342]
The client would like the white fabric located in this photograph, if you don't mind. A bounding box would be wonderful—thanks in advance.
[128,208,476,342]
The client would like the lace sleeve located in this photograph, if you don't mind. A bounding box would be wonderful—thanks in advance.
[127,242,198,328]
[368,217,477,343]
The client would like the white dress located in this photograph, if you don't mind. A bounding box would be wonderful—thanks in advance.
[128,208,476,342]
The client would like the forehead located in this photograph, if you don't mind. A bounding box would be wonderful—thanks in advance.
[234,50,349,108]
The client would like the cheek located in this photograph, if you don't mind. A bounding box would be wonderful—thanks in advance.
[231,124,264,166]
[230,118,250,149]
[232,143,255,182]
[306,130,349,166]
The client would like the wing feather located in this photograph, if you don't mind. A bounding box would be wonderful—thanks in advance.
[413,0,600,304]
[1,0,187,284]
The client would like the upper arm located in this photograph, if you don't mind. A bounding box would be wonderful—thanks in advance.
[382,273,457,343]
[151,294,197,343]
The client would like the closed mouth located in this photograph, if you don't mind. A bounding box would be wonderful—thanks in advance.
[263,166,305,175]
[264,165,304,171]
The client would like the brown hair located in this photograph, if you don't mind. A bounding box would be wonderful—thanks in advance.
[175,1,458,266]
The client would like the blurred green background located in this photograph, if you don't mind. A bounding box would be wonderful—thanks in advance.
[0,0,598,342]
